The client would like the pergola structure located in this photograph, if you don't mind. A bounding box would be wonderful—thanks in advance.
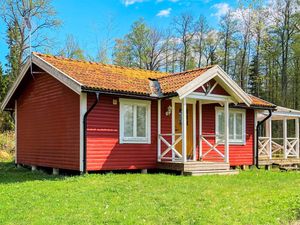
[257,106,300,164]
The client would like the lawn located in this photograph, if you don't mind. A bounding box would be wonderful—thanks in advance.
[0,162,299,225]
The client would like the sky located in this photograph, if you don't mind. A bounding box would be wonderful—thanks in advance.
[0,0,238,68]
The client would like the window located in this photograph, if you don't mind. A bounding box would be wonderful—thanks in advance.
[119,99,151,144]
[216,107,246,144]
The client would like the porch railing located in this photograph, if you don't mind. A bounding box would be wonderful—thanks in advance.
[286,138,299,157]
[258,137,299,159]
[200,134,225,160]
[158,133,182,161]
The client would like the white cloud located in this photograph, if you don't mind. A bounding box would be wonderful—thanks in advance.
[211,3,230,18]
[156,8,172,17]
[122,0,146,6]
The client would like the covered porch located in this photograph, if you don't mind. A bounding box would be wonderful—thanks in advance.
[155,69,253,174]
[257,106,300,167]
[156,96,233,175]
[157,96,231,164]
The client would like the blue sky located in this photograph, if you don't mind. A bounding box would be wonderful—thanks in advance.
[0,0,237,68]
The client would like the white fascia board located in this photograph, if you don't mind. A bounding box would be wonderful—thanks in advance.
[177,66,218,99]
[177,65,252,106]
[215,65,252,106]
[33,54,82,94]
[1,60,31,111]
[272,112,300,118]
[1,55,83,111]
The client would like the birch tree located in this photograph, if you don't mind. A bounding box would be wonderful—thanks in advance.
[0,0,60,79]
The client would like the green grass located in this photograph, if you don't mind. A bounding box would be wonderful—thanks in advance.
[0,162,299,225]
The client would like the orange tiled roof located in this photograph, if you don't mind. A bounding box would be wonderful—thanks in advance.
[35,53,168,95]
[34,53,275,108]
[158,66,213,94]
[249,95,275,107]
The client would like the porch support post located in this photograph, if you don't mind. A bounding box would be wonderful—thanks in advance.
[266,118,272,159]
[224,101,229,163]
[193,101,196,161]
[182,97,187,163]
[199,100,202,160]
[296,118,299,158]
[283,118,288,159]
[157,99,161,162]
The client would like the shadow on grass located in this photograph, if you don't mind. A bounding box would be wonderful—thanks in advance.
[0,161,65,184]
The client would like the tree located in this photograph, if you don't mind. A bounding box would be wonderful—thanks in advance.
[194,15,209,68]
[173,13,196,71]
[127,19,151,69]
[270,0,298,104]
[236,6,252,90]
[203,30,219,66]
[219,10,237,73]
[248,5,268,96]
[0,0,60,79]
[58,35,85,60]
[113,38,134,67]
[113,19,171,71]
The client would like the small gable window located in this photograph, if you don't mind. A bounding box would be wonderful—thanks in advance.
[119,99,151,144]
[215,107,246,144]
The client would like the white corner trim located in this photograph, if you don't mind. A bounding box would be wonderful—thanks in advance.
[1,55,83,111]
[119,98,151,144]
[14,100,17,164]
[79,93,87,172]
[176,65,252,106]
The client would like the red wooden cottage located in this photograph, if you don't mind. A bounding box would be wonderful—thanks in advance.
[1,53,277,175]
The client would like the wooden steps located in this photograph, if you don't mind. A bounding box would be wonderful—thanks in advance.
[157,161,238,176]
[183,169,239,176]
[279,165,299,171]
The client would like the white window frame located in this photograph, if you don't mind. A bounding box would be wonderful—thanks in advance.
[215,107,246,145]
[119,98,151,144]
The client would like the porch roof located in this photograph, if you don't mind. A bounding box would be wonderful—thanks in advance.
[258,106,300,120]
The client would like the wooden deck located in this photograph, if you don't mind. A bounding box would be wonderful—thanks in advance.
[157,161,238,176]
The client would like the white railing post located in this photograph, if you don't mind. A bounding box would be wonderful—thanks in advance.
[224,101,229,163]
[182,98,187,163]
[199,100,202,160]
[296,118,299,158]
[265,118,272,159]
[283,118,288,159]
[157,99,161,162]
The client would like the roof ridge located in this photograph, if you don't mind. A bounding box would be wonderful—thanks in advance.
[158,65,214,80]
[33,52,168,75]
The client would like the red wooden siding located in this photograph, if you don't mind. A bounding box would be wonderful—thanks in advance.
[160,99,173,159]
[17,70,80,170]
[86,94,160,171]
[200,104,254,166]
[194,79,230,96]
